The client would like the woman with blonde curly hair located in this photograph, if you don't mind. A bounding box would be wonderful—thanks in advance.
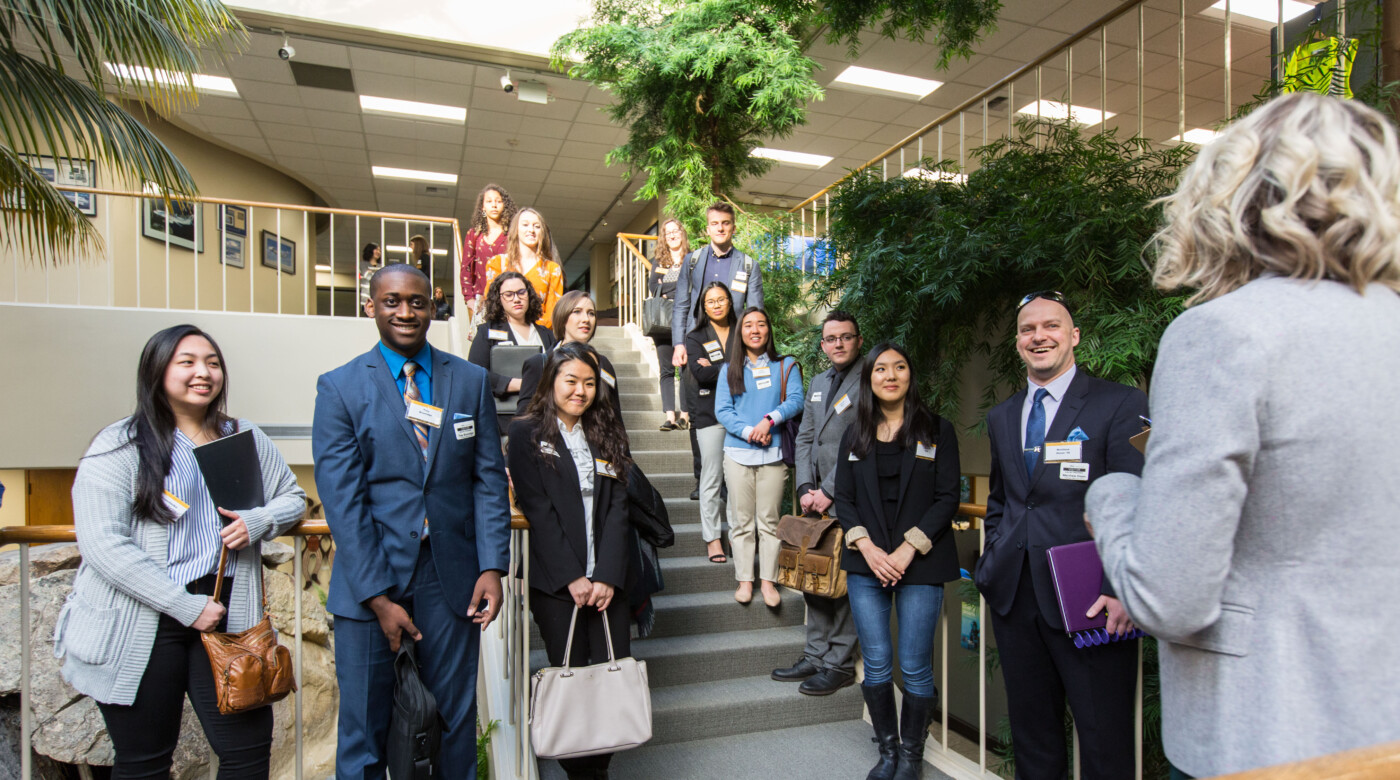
[1085,92,1400,779]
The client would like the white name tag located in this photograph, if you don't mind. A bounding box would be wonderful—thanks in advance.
[733,271,748,283]
[163,491,189,520]
[406,399,444,428]
[731,281,747,294]
[699,389,711,396]
[833,394,852,414]
[1044,441,1082,463]
[1060,462,1090,481]
[810,391,822,403]
[596,459,618,479]
[488,329,509,341]
[708,351,723,361]
[752,366,771,377]
[848,452,861,461]
[916,442,937,461]
[703,340,721,352]
[540,442,559,457]
[454,420,475,440]
[756,378,772,390]
[601,369,615,387]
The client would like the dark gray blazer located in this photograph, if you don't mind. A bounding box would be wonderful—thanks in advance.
[793,357,865,512]
[1086,277,1400,777]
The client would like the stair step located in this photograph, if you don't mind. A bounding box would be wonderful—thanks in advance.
[597,350,643,364]
[627,430,697,451]
[622,410,669,427]
[619,393,662,411]
[530,626,805,689]
[631,449,694,474]
[658,521,707,557]
[612,362,654,378]
[617,376,658,395]
[656,555,742,596]
[647,589,804,638]
[648,674,863,745]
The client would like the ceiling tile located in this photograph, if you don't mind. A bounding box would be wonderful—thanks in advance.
[261,122,317,143]
[313,128,368,149]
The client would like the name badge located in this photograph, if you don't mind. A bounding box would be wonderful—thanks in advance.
[915,442,937,461]
[1044,441,1082,463]
[731,282,747,294]
[1060,462,1090,481]
[810,391,822,403]
[752,366,771,377]
[163,491,189,519]
[733,271,748,283]
[703,340,721,352]
[833,394,852,414]
[848,452,861,461]
[596,459,618,479]
[406,399,444,428]
[488,328,509,341]
[708,350,723,361]
[540,442,559,457]
[454,420,476,440]
[756,378,772,390]
[600,369,616,387]
[699,388,712,396]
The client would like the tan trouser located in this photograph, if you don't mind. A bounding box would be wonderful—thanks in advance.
[723,457,786,583]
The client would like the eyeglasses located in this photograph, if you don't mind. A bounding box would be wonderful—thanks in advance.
[1016,290,1071,314]
[821,334,859,345]
[500,289,528,301]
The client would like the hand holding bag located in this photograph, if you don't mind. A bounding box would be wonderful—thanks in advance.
[529,606,652,759]
[200,546,298,715]
[776,513,847,598]
[387,636,443,779]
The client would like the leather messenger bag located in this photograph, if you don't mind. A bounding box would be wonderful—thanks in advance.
[776,514,846,599]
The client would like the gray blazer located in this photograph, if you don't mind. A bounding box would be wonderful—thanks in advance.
[56,420,307,705]
[1086,277,1400,777]
[793,358,865,510]
[670,245,763,344]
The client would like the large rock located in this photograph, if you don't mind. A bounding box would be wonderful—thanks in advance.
[0,545,81,587]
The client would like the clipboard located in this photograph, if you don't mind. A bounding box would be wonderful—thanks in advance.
[1129,427,1150,455]
[192,428,266,513]
[490,344,544,415]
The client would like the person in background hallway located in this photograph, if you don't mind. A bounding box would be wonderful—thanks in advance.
[60,324,307,779]
[835,342,961,780]
[715,307,802,608]
[1085,92,1400,780]
[974,291,1147,780]
[432,287,452,321]
[486,208,564,327]
[314,264,509,779]
[669,202,763,369]
[467,271,556,436]
[360,242,382,305]
[683,281,736,564]
[461,184,517,324]
[510,342,634,780]
[773,310,864,696]
[409,234,430,270]
[518,289,622,421]
[649,217,690,431]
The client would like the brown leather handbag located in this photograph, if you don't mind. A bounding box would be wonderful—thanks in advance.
[201,546,298,715]
[776,514,847,598]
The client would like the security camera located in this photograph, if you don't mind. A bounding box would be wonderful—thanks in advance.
[278,40,295,61]
[500,72,515,94]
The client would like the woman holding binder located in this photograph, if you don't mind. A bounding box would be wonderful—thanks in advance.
[509,342,634,780]
[57,324,307,779]
[833,342,961,780]
[517,289,623,421]
[467,271,556,434]
[683,281,736,564]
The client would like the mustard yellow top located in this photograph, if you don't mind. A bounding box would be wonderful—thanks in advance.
[486,254,565,327]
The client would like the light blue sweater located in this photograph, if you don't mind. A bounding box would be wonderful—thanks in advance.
[714,355,804,455]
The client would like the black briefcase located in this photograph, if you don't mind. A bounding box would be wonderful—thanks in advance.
[387,637,443,779]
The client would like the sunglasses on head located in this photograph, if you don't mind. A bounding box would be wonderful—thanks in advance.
[1016,290,1071,316]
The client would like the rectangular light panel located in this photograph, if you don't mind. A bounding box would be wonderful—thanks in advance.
[1206,0,1315,24]
[372,166,458,184]
[1171,128,1220,145]
[831,66,942,99]
[360,95,467,124]
[104,63,238,95]
[387,245,450,255]
[751,147,833,169]
[1017,100,1116,126]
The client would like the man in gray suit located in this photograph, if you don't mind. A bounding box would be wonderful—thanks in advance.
[772,311,863,695]
[669,201,763,367]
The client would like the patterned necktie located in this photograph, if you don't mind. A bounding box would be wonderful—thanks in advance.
[1023,387,1049,477]
[402,361,429,459]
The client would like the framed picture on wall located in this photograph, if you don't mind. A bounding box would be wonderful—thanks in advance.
[261,230,296,275]
[222,235,246,268]
[19,154,98,217]
[142,198,204,252]
[218,205,248,268]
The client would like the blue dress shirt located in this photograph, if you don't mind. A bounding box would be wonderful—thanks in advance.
[378,341,433,405]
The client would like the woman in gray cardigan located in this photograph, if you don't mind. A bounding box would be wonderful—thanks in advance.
[56,324,306,779]
[1086,93,1400,779]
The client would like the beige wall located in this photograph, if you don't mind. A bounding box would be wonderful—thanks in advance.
[0,470,25,527]
[590,201,659,311]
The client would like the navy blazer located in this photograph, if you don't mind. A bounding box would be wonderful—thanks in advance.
[313,344,511,621]
[974,369,1147,630]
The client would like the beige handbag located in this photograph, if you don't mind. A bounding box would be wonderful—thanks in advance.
[529,606,652,759]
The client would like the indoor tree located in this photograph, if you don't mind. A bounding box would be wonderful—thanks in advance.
[0,0,244,262]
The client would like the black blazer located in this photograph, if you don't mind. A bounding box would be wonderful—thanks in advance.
[683,323,729,428]
[517,348,623,421]
[466,321,556,399]
[833,417,962,586]
[974,369,1148,630]
[507,419,631,600]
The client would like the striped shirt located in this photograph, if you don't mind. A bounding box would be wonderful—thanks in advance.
[165,426,236,585]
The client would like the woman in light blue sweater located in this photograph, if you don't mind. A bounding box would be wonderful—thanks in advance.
[715,307,803,607]
[57,324,306,779]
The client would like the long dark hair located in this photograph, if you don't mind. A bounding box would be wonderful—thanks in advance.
[689,280,736,336]
[727,307,779,397]
[126,325,234,523]
[518,342,632,480]
[483,270,543,324]
[470,183,518,236]
[849,342,938,459]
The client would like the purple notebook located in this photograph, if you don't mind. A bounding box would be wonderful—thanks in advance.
[1046,541,1145,648]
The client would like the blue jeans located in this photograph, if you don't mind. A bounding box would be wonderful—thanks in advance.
[846,573,945,697]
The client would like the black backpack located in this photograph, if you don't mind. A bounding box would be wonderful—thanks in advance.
[387,637,444,779]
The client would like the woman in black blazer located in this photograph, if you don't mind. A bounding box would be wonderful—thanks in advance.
[517,290,622,421]
[508,342,634,780]
[833,342,961,780]
[467,271,555,433]
[682,281,736,563]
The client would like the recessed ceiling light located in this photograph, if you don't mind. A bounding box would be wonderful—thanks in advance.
[371,166,458,184]
[903,168,967,183]
[1204,0,1315,25]
[751,148,833,169]
[360,95,467,124]
[1170,128,1220,145]
[104,63,238,95]
[831,66,942,99]
[387,245,449,255]
[314,264,333,271]
[1017,100,1115,126]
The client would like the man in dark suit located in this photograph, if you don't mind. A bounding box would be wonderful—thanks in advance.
[313,264,510,779]
[975,292,1146,780]
[669,201,763,367]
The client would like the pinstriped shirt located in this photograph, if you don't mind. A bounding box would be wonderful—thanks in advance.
[165,426,236,585]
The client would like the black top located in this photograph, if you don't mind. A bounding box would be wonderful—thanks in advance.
[466,321,556,400]
[648,266,680,299]
[517,346,624,422]
[875,440,903,536]
[682,322,729,429]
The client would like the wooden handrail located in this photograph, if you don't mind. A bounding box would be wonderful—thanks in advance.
[1211,741,1400,779]
[617,233,653,272]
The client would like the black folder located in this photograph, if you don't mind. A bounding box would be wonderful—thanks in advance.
[490,344,544,415]
[192,428,266,513]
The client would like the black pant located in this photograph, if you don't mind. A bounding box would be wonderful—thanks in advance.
[97,575,273,780]
[654,339,677,413]
[988,563,1137,780]
[530,590,631,779]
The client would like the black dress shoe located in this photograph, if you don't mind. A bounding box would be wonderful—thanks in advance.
[690,487,700,500]
[800,668,856,696]
[771,657,820,682]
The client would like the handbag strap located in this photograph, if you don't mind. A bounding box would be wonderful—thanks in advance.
[560,604,619,676]
[208,542,270,615]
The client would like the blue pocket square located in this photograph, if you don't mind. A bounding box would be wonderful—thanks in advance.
[1066,427,1089,442]
[454,413,471,420]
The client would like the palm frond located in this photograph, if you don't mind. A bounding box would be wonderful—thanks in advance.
[0,142,100,257]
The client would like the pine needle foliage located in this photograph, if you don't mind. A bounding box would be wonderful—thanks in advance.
[770,0,1003,65]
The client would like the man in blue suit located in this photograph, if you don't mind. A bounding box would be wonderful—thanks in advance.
[313,264,510,779]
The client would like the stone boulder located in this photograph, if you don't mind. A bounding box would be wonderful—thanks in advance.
[0,545,80,587]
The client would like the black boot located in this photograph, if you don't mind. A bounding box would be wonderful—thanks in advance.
[892,691,938,780]
[861,682,900,780]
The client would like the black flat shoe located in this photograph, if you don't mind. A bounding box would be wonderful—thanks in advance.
[800,668,856,696]
[690,488,700,500]
[771,657,821,682]
[659,420,677,431]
